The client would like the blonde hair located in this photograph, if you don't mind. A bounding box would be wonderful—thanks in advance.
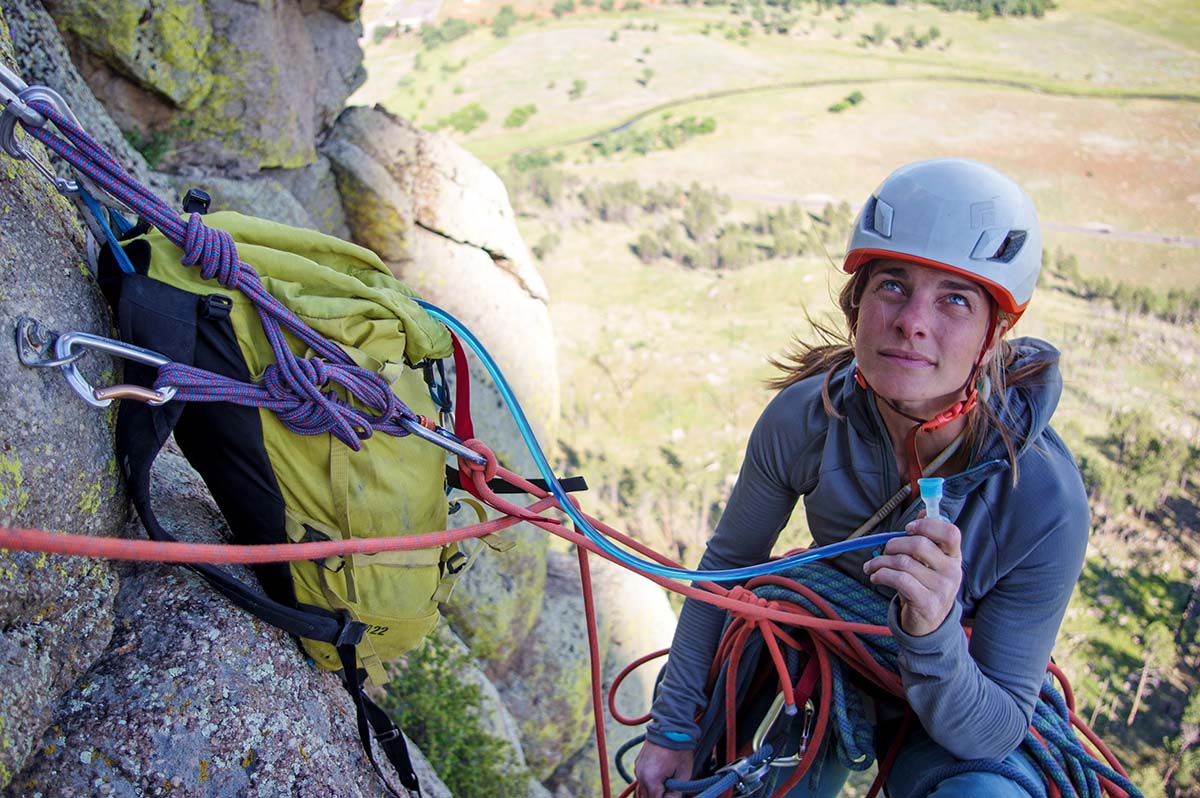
[766,267,1055,482]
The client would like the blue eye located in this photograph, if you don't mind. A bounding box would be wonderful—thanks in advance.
[879,279,904,293]
[946,293,970,307]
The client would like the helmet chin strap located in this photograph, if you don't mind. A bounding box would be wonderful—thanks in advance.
[856,311,998,497]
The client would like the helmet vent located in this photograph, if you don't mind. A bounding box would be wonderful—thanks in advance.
[871,197,894,238]
[989,230,1027,263]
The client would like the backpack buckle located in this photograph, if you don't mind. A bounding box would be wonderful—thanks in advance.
[335,618,367,648]
[182,187,211,215]
[445,550,468,575]
[198,293,233,320]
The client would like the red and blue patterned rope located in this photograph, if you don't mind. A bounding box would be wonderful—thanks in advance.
[21,99,418,449]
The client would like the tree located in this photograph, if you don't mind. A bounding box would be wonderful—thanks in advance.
[491,5,518,37]
[1127,621,1176,726]
[682,189,719,242]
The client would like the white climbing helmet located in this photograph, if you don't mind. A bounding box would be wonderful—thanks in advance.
[843,158,1042,320]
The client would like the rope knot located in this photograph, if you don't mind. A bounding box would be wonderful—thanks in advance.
[182,213,241,287]
[458,438,498,483]
[261,359,330,401]
[727,585,773,611]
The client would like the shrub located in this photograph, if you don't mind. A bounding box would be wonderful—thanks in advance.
[568,78,588,99]
[509,150,563,172]
[383,635,531,798]
[433,102,489,134]
[492,5,518,37]
[532,232,562,260]
[504,104,538,128]
[420,17,473,49]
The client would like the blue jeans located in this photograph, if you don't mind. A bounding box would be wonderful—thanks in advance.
[779,725,1046,798]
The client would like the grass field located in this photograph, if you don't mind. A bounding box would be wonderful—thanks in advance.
[356,0,1200,287]
[357,1,1200,794]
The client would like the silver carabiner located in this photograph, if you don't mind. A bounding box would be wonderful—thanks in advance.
[0,63,44,126]
[52,331,177,408]
[0,67,83,194]
[398,415,487,466]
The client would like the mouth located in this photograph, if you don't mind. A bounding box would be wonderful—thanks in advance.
[878,349,935,367]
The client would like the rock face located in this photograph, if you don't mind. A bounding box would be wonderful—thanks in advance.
[0,2,673,797]
[44,0,365,173]
[325,105,560,451]
[8,447,417,798]
[0,14,123,788]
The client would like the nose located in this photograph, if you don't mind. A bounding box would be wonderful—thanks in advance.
[893,296,933,340]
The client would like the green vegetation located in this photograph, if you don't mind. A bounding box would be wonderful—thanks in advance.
[504,103,538,128]
[384,634,531,798]
[827,89,865,113]
[123,127,171,169]
[1079,409,1199,519]
[492,4,518,37]
[432,102,489,133]
[590,114,716,158]
[1051,249,1200,325]
[419,17,474,49]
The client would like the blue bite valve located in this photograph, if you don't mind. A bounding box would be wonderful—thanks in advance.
[917,477,945,521]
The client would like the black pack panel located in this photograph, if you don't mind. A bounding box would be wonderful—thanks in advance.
[115,272,294,607]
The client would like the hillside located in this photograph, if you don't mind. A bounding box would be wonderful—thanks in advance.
[356,1,1200,795]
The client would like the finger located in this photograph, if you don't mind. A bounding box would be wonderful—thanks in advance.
[883,535,957,571]
[904,518,962,558]
[867,564,936,603]
[866,557,953,603]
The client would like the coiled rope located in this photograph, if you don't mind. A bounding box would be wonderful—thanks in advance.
[20,99,419,449]
[676,563,1144,798]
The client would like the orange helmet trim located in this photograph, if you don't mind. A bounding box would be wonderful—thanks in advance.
[843,247,1028,319]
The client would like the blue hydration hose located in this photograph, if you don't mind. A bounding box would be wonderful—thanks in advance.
[417,300,904,583]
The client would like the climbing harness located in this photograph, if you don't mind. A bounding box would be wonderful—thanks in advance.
[0,68,1143,798]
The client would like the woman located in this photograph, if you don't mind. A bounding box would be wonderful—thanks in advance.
[634,159,1089,798]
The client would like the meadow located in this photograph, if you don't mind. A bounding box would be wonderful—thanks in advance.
[356,1,1200,793]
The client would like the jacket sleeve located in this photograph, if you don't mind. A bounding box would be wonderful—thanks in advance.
[890,450,1090,760]
[646,384,823,749]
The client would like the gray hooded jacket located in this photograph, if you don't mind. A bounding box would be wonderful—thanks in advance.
[647,337,1089,761]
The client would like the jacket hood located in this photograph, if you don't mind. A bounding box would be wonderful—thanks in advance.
[980,336,1062,461]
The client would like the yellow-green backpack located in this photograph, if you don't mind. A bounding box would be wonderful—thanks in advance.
[103,208,464,795]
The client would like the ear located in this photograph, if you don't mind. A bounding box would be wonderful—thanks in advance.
[981,315,1012,363]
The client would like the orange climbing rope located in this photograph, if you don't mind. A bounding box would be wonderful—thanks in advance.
[0,437,1135,798]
